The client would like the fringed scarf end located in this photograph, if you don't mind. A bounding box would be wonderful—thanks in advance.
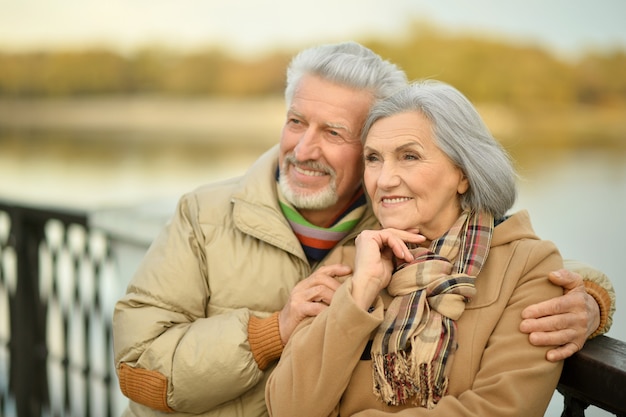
[372,352,449,409]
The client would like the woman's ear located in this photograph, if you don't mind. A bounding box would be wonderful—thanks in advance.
[457,171,469,195]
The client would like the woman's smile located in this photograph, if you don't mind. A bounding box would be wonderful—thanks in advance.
[380,195,412,205]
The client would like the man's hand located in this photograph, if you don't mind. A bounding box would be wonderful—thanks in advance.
[520,269,600,362]
[278,264,351,344]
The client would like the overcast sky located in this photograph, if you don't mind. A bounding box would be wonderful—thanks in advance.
[0,0,625,58]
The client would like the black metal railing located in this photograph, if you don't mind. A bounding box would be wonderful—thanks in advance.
[0,201,121,417]
[0,200,624,417]
[558,335,626,417]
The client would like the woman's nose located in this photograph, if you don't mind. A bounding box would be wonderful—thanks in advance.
[377,162,401,188]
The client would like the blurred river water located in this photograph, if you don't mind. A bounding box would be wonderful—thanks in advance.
[0,97,624,416]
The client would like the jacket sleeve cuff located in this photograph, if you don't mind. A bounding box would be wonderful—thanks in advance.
[118,363,174,412]
[248,312,284,370]
[584,280,613,339]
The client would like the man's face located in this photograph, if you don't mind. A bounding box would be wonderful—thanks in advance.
[278,74,374,227]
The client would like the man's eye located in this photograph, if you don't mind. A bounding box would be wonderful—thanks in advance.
[325,130,353,144]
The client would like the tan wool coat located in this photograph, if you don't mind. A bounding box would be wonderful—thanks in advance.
[266,211,565,417]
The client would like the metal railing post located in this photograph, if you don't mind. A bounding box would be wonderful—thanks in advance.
[10,206,47,417]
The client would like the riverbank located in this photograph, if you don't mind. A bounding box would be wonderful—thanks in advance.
[1,96,624,149]
[0,96,285,147]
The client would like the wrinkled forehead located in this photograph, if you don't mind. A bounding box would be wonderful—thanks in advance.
[291,75,375,132]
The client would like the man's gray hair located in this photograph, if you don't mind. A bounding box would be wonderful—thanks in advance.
[362,80,517,219]
[285,41,407,107]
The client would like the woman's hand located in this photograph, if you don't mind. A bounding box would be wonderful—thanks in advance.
[351,228,424,310]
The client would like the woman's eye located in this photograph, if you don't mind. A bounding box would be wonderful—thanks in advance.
[364,154,379,162]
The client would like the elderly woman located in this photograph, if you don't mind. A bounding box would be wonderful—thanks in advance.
[265,80,564,417]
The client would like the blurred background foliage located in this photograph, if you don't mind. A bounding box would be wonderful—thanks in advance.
[1,24,624,107]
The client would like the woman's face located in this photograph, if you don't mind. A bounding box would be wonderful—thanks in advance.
[363,111,469,241]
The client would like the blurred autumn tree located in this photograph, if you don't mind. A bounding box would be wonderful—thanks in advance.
[363,26,579,108]
[574,50,626,105]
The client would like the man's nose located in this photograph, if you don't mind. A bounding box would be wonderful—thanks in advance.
[294,128,322,161]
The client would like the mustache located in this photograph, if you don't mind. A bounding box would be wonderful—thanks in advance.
[283,154,335,176]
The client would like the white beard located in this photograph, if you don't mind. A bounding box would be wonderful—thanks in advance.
[279,156,338,210]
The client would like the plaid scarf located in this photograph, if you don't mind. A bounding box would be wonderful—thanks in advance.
[371,210,493,408]
[277,184,367,262]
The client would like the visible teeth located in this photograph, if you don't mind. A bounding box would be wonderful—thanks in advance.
[382,197,410,204]
[295,166,325,176]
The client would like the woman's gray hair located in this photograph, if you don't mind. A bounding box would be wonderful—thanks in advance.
[362,80,517,219]
[285,42,407,108]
